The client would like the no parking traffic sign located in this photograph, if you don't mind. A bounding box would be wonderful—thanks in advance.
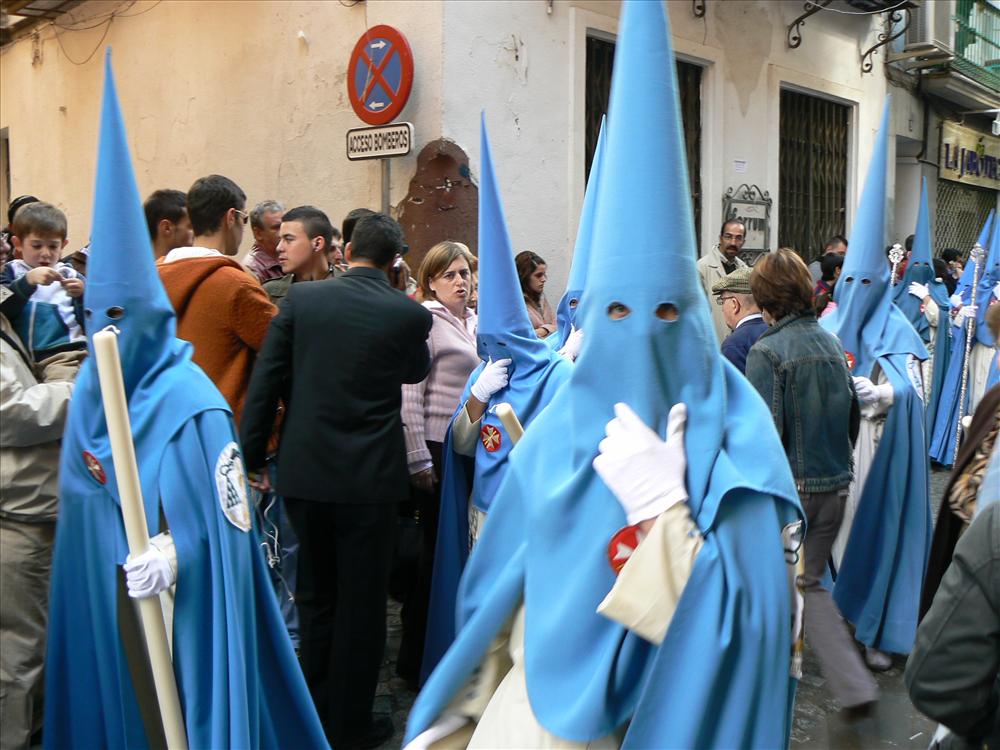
[347,25,414,126]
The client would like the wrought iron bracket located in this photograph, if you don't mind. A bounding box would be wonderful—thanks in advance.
[860,7,911,74]
[692,0,706,19]
[788,0,832,49]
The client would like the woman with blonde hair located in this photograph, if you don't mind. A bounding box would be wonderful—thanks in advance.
[397,241,480,685]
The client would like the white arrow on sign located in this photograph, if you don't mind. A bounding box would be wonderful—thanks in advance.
[368,101,386,109]
[370,40,387,50]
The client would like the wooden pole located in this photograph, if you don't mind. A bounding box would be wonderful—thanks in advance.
[92,328,188,750]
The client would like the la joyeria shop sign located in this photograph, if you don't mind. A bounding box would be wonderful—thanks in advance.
[939,121,1000,190]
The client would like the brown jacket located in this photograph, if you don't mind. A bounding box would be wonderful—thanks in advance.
[157,254,276,424]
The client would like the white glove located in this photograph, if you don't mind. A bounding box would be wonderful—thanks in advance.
[949,293,963,309]
[993,281,1000,301]
[403,715,470,750]
[469,358,511,402]
[908,282,929,300]
[557,327,584,362]
[953,305,977,328]
[593,402,688,526]
[123,533,177,599]
[852,376,878,405]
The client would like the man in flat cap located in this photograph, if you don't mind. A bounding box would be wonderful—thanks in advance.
[711,266,766,373]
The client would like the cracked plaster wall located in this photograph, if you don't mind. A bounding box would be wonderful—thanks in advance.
[0,0,445,256]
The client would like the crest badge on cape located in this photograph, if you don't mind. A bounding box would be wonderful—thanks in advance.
[215,442,251,532]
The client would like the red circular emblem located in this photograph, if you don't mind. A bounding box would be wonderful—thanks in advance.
[607,525,646,574]
[844,351,856,371]
[83,451,107,484]
[480,424,502,453]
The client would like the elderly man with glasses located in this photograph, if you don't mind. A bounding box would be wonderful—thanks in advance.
[697,218,749,342]
[711,267,767,373]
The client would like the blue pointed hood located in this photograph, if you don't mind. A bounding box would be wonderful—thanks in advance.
[894,178,948,342]
[464,114,571,512]
[475,113,550,366]
[64,50,227,519]
[554,116,606,349]
[822,100,927,376]
[955,210,994,303]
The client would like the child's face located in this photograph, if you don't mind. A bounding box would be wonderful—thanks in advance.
[14,232,68,268]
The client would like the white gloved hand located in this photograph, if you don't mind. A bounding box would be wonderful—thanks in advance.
[949,293,964,309]
[593,402,688,526]
[908,282,929,300]
[953,305,978,328]
[469,358,511,402]
[994,281,1000,301]
[852,376,878,405]
[557,327,584,362]
[123,535,177,599]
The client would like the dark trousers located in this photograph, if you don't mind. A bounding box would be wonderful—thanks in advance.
[800,491,878,708]
[284,498,397,743]
[396,441,444,685]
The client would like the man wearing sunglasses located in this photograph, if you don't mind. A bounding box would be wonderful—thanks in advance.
[157,174,277,423]
[697,218,749,343]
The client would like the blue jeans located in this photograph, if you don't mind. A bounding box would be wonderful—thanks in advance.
[254,464,300,649]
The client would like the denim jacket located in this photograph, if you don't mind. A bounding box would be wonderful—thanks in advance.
[745,311,859,493]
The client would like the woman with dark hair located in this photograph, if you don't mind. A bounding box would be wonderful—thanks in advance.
[515,250,556,338]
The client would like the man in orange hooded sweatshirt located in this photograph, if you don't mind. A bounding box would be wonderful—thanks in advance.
[157,174,276,424]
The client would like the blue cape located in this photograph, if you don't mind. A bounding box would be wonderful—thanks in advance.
[928,212,996,465]
[832,355,932,652]
[408,2,802,745]
[43,52,326,750]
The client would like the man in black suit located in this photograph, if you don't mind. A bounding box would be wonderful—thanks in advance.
[241,211,431,749]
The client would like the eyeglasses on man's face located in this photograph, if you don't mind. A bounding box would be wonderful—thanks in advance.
[234,209,249,225]
[721,233,745,243]
[715,294,736,306]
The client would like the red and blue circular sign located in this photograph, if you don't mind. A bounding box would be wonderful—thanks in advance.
[347,25,414,126]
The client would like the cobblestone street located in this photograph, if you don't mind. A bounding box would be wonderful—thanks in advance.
[374,467,952,749]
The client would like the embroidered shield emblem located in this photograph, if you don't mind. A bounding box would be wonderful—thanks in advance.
[844,351,856,371]
[83,451,106,485]
[480,424,502,453]
[214,442,251,532]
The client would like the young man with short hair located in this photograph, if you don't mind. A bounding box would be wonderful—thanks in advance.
[263,206,338,307]
[156,174,276,424]
[143,189,193,259]
[241,212,432,748]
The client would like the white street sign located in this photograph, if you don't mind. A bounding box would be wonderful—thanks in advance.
[346,122,414,161]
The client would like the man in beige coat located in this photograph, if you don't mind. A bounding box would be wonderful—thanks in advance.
[0,286,75,750]
[697,219,749,343]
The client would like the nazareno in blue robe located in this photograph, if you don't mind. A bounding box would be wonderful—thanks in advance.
[421,118,571,683]
[408,1,803,746]
[821,98,931,655]
[43,51,327,750]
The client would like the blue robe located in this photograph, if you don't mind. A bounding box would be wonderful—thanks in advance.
[44,369,328,750]
[833,354,932,653]
[407,364,802,748]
